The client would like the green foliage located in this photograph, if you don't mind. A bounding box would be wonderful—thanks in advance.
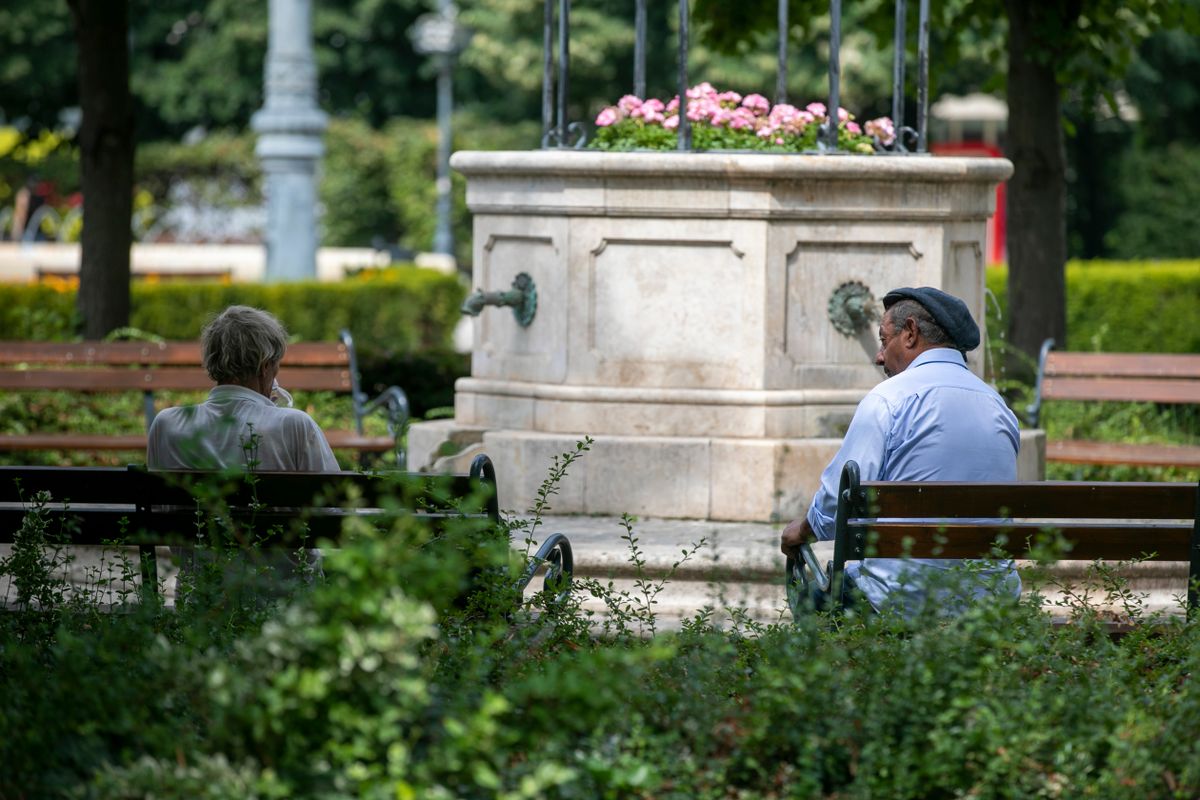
[1105,143,1200,259]
[0,267,464,355]
[986,260,1200,354]
[5,445,1200,798]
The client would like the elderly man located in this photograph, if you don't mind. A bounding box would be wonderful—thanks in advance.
[148,305,338,472]
[780,286,1021,614]
[148,305,337,601]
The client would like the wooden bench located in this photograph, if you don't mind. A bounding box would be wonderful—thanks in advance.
[1028,338,1200,468]
[786,459,1200,615]
[0,330,411,466]
[0,454,573,605]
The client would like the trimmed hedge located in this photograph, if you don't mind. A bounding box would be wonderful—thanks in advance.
[986,259,1200,354]
[0,266,464,355]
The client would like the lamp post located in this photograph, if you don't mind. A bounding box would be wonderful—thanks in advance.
[410,1,471,262]
[252,0,327,281]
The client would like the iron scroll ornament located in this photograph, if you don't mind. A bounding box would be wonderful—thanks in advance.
[461,272,538,327]
[827,280,878,337]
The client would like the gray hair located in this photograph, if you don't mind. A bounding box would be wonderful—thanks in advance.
[201,305,288,384]
[886,298,953,348]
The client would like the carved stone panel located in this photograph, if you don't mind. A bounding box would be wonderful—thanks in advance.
[580,235,757,388]
[472,219,568,383]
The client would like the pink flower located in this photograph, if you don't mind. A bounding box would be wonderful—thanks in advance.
[666,96,680,112]
[642,108,665,124]
[838,107,851,124]
[865,116,896,145]
[711,107,734,126]
[663,115,680,130]
[806,102,827,120]
[595,107,620,127]
[717,90,743,106]
[617,95,643,114]
[742,93,771,115]
[686,81,717,100]
[729,108,757,130]
[775,137,785,145]
[845,120,861,135]
[756,124,778,139]
[642,98,665,114]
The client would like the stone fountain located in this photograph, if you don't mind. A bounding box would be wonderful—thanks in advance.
[407,150,1043,521]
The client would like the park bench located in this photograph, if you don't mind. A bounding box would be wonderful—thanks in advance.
[1027,338,1200,468]
[786,459,1200,615]
[0,454,573,606]
[0,330,411,466]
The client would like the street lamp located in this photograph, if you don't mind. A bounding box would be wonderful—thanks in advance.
[410,1,472,262]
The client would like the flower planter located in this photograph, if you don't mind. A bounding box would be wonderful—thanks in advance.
[408,150,1041,521]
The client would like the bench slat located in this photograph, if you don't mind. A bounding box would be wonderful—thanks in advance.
[0,430,394,453]
[1045,352,1200,379]
[1041,376,1200,404]
[0,366,352,392]
[0,341,349,367]
[865,481,1196,520]
[861,522,1193,560]
[1047,440,1200,468]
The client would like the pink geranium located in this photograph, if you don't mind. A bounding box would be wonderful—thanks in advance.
[595,107,620,127]
[865,116,896,145]
[846,120,862,135]
[806,102,827,120]
[617,95,643,114]
[663,115,680,130]
[742,93,770,115]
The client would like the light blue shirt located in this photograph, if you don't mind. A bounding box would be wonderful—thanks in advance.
[806,348,1021,613]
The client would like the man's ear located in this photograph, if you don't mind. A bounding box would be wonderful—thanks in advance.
[902,316,921,348]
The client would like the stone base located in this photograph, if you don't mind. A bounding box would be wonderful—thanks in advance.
[408,423,1046,521]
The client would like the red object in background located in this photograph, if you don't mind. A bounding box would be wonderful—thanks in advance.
[930,142,1006,265]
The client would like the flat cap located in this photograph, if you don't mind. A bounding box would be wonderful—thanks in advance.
[882,286,980,351]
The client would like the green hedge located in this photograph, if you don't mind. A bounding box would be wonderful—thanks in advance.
[986,259,1200,354]
[0,266,464,354]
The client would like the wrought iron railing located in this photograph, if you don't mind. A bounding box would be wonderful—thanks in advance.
[541,0,931,154]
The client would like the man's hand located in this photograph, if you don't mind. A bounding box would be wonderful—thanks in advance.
[780,517,814,558]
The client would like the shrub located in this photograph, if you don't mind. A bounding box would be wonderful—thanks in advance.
[985,259,1200,354]
[1105,143,1200,259]
[0,266,464,356]
[4,445,1200,798]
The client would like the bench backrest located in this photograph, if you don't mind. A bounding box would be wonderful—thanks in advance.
[0,454,501,599]
[0,340,355,393]
[1029,338,1200,425]
[824,460,1200,610]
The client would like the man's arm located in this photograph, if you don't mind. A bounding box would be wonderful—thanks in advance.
[778,392,893,556]
[779,516,816,558]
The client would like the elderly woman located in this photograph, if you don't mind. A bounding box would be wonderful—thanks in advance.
[148,305,338,472]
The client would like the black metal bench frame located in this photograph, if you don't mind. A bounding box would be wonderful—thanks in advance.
[0,454,573,606]
[786,460,1200,616]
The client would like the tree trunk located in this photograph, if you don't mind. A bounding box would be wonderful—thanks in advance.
[1004,0,1069,382]
[68,0,133,340]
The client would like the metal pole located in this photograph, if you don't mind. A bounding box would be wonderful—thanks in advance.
[542,0,554,144]
[891,0,906,141]
[917,0,929,152]
[776,0,788,104]
[433,50,453,256]
[822,0,841,152]
[634,0,647,98]
[557,0,570,145]
[678,0,691,150]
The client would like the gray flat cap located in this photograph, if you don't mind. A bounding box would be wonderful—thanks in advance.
[882,286,980,351]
